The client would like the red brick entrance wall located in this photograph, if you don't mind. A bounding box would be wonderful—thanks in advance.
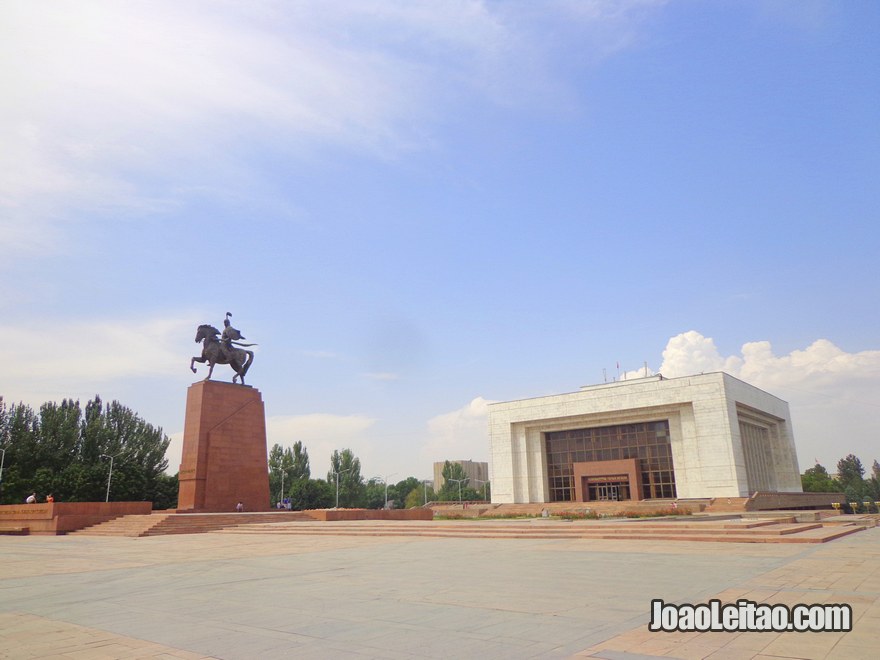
[573,458,642,502]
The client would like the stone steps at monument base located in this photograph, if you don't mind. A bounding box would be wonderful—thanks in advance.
[143,512,314,536]
[0,526,29,535]
[214,519,870,544]
[69,513,174,537]
[70,511,314,537]
[221,520,824,535]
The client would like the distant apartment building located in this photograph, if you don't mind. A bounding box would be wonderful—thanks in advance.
[433,460,489,492]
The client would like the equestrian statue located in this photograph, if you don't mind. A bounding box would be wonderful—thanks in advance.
[190,312,256,385]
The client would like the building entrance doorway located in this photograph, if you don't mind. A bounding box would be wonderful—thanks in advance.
[585,478,630,501]
[596,484,618,501]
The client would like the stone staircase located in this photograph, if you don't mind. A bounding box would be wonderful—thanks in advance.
[69,511,313,537]
[215,516,874,544]
[67,512,172,537]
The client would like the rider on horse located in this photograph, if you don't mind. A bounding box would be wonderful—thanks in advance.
[221,312,246,361]
[190,313,257,385]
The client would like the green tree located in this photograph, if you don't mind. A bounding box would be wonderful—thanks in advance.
[439,461,469,501]
[327,448,365,508]
[0,395,171,506]
[290,441,310,481]
[288,478,334,510]
[836,454,866,499]
[404,484,434,509]
[268,443,291,504]
[801,463,840,493]
[868,460,880,501]
[392,477,420,507]
[364,478,387,509]
[152,473,179,510]
[269,442,312,504]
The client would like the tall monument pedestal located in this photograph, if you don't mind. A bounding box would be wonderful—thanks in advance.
[178,380,270,512]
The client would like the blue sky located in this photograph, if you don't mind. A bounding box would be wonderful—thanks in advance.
[2,0,879,481]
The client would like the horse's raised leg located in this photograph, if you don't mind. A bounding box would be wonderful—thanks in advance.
[190,356,207,374]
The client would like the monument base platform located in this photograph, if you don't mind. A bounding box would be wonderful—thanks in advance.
[178,380,270,513]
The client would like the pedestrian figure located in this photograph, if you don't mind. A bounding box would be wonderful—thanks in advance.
[236,501,244,512]
[26,493,36,504]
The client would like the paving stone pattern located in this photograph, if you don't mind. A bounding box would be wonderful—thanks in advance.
[1,527,877,659]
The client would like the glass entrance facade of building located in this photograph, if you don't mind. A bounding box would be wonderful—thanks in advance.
[591,482,626,501]
[545,421,677,502]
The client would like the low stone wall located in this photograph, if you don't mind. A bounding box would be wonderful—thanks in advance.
[443,500,706,518]
[304,509,434,521]
[748,491,845,511]
[0,502,153,535]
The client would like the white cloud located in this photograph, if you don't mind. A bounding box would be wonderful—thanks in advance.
[656,331,880,470]
[421,396,496,465]
[165,430,184,476]
[658,330,744,377]
[0,0,662,257]
[0,315,195,408]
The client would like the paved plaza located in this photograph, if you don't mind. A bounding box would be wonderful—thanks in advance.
[1,525,878,659]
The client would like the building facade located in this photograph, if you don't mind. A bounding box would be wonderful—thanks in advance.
[433,460,489,493]
[488,373,802,503]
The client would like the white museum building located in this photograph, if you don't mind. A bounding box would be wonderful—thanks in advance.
[488,372,803,504]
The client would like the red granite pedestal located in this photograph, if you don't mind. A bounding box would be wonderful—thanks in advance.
[177,380,270,513]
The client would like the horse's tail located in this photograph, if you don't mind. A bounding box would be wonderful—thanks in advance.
[240,350,254,378]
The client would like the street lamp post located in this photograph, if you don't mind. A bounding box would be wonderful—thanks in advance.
[474,478,489,502]
[379,473,396,508]
[0,447,6,494]
[423,479,430,505]
[331,467,353,509]
[100,453,119,503]
[279,468,286,506]
[447,477,466,503]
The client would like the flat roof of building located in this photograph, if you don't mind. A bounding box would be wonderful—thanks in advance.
[488,371,787,407]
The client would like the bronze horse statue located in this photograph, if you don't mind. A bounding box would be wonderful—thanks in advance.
[190,324,254,385]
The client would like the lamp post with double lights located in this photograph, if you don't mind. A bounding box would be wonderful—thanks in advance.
[447,477,466,503]
[378,472,396,508]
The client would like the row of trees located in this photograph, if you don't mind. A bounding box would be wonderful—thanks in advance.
[0,396,177,508]
[0,394,489,512]
[268,445,489,510]
[802,454,880,505]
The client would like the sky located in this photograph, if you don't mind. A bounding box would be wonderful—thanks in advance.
[2,0,879,483]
